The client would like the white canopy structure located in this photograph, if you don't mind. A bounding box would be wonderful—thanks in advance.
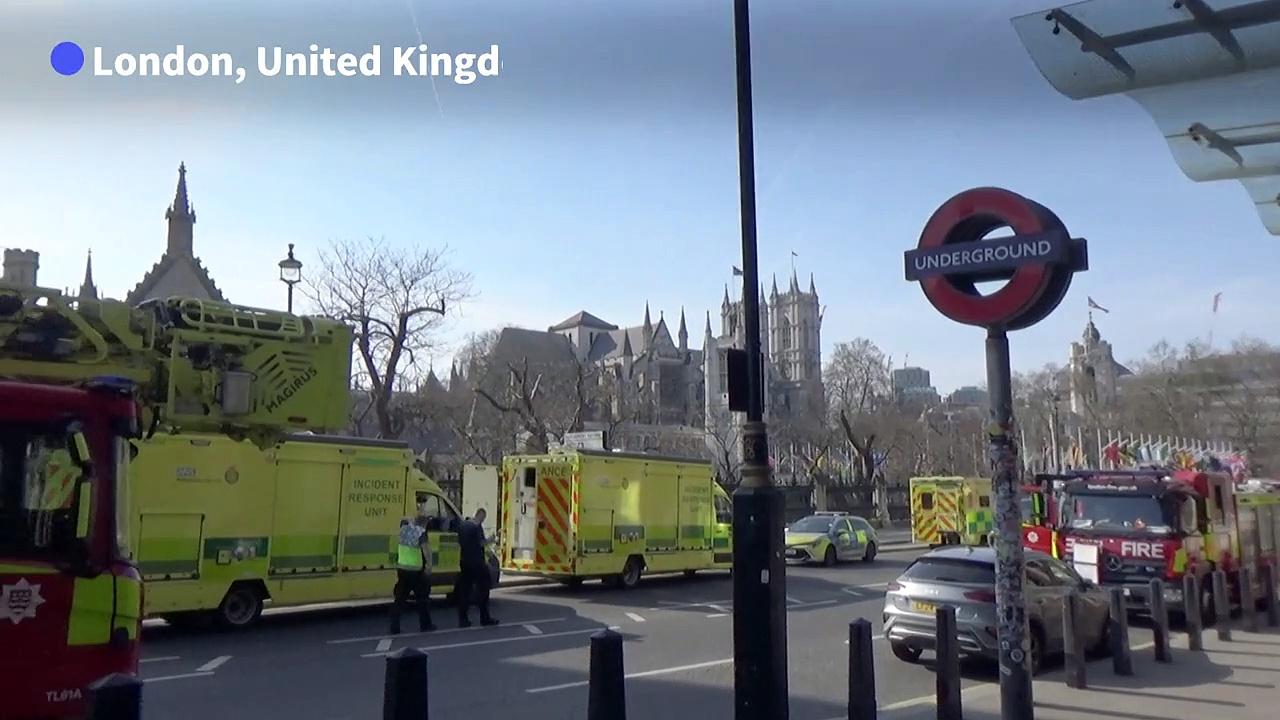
[1012,0,1280,235]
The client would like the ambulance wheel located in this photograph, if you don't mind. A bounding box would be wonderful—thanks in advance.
[822,546,837,567]
[217,584,264,629]
[619,557,644,589]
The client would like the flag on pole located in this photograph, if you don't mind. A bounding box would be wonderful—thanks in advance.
[1212,292,1222,314]
[1087,297,1110,313]
[791,251,798,257]
[732,266,743,276]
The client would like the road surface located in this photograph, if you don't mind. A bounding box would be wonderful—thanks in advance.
[138,546,993,719]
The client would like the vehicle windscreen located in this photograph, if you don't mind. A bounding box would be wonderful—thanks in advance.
[0,423,90,563]
[1062,492,1174,534]
[901,557,995,585]
[789,516,835,533]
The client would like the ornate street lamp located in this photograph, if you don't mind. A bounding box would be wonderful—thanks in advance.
[278,243,303,313]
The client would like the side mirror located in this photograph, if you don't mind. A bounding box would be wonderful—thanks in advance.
[66,428,91,470]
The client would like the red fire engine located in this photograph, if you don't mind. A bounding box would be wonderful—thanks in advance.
[1048,468,1239,622]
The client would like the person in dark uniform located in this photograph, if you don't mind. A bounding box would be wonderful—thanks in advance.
[455,508,498,627]
[390,515,435,634]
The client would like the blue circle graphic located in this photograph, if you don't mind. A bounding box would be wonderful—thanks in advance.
[51,42,85,76]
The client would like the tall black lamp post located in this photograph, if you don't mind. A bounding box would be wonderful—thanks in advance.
[731,1,789,717]
[278,243,303,313]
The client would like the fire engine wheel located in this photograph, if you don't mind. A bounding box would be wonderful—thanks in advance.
[217,585,264,629]
[1201,582,1218,626]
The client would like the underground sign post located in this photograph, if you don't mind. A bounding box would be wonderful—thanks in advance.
[904,187,1087,720]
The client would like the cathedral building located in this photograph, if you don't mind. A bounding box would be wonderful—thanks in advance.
[704,269,825,427]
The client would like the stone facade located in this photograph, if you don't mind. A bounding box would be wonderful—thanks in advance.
[1068,318,1131,416]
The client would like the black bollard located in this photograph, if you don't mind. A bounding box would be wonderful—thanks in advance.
[1063,590,1086,689]
[1240,567,1258,633]
[1183,574,1203,651]
[1265,564,1279,628]
[935,606,962,720]
[1107,587,1133,676]
[87,674,142,720]
[383,647,429,720]
[588,628,626,720]
[848,619,877,720]
[1212,570,1232,641]
[1149,579,1171,663]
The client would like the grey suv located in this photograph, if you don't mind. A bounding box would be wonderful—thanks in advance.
[882,546,1112,674]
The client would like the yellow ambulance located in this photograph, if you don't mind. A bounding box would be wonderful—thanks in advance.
[909,476,995,546]
[498,449,733,588]
[129,432,488,628]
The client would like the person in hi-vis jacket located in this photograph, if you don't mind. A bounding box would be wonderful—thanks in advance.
[390,515,435,634]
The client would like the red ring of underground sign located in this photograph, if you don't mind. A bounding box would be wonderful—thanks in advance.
[916,187,1073,330]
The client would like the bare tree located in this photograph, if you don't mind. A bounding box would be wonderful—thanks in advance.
[471,353,596,453]
[705,405,742,486]
[827,339,895,487]
[307,237,473,439]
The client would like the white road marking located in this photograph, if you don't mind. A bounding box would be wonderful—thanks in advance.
[708,604,729,613]
[845,634,886,644]
[140,656,181,664]
[526,657,734,694]
[811,682,995,718]
[328,617,568,644]
[361,625,619,658]
[625,612,646,623]
[653,598,732,611]
[787,599,838,609]
[375,638,393,652]
[196,655,232,672]
[143,672,216,684]
[523,624,544,635]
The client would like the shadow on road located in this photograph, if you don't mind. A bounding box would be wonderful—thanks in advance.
[507,554,915,618]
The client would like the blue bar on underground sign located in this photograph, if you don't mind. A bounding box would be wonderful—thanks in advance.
[903,231,1070,282]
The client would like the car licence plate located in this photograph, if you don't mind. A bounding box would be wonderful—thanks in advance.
[912,600,937,614]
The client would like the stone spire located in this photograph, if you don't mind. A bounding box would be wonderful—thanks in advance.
[790,265,800,293]
[722,285,731,308]
[678,308,688,353]
[809,272,817,296]
[78,250,98,300]
[164,162,196,257]
[771,274,779,297]
[704,310,713,339]
[643,302,653,338]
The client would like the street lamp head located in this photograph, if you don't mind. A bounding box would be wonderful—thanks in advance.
[278,243,303,284]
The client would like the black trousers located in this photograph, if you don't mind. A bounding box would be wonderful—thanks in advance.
[391,569,433,631]
[454,564,493,622]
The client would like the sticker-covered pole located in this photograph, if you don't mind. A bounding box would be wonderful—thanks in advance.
[987,328,1034,719]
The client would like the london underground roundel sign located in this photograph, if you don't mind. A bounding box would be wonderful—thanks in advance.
[904,187,1088,330]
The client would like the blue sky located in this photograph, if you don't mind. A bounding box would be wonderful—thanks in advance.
[2,0,1277,393]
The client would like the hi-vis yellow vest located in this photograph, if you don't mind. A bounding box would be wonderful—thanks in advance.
[397,527,425,571]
